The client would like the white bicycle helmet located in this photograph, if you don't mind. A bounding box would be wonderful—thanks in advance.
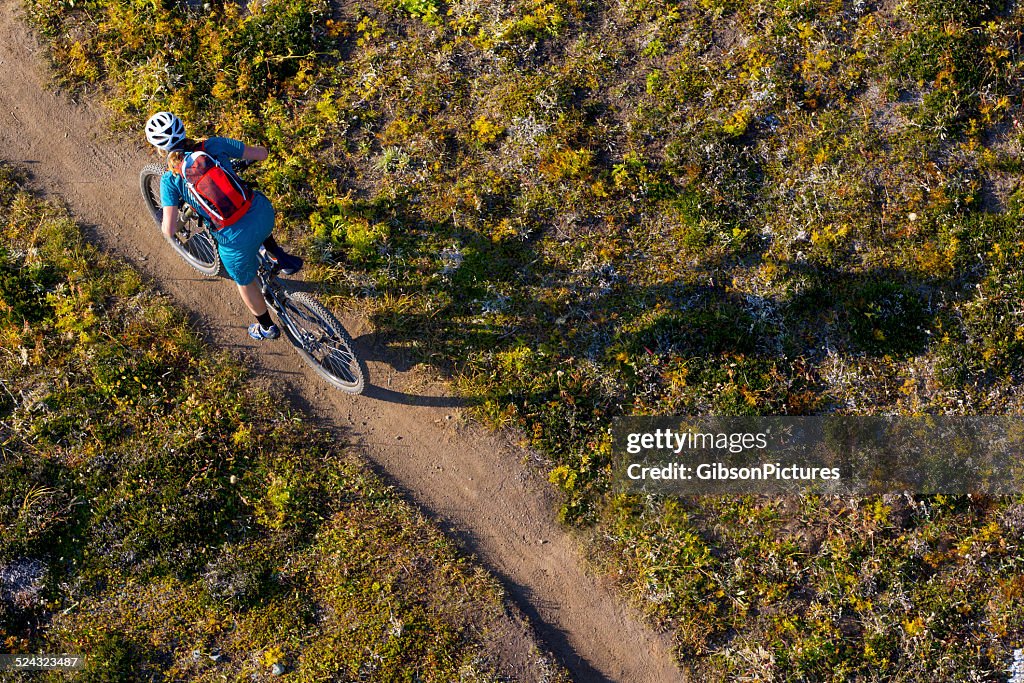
[145,111,186,151]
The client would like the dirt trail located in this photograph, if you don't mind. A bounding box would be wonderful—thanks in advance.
[0,3,684,680]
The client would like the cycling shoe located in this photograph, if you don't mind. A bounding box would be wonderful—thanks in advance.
[269,251,303,275]
[248,323,280,341]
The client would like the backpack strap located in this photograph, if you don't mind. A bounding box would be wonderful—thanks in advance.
[181,151,253,229]
[181,152,220,222]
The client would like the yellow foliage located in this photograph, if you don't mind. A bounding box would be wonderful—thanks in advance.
[539,147,593,181]
[722,108,753,137]
[66,41,99,82]
[903,617,926,637]
[232,425,252,447]
[471,115,504,145]
[211,78,233,102]
[261,646,285,667]
[490,218,519,242]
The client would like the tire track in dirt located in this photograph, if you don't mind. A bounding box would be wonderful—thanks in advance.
[0,3,684,680]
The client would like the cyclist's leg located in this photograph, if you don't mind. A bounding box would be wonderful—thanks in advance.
[239,279,279,340]
[237,280,268,316]
[261,233,303,275]
[218,241,264,315]
[262,234,283,257]
[218,235,277,337]
[216,194,282,337]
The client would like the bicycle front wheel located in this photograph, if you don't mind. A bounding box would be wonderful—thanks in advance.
[139,164,221,277]
[281,292,366,394]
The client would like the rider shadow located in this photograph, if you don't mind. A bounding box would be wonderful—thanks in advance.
[349,331,476,408]
[351,330,417,373]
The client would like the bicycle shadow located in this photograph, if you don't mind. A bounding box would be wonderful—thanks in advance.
[359,383,469,407]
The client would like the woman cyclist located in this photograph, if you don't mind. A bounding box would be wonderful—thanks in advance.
[145,111,302,341]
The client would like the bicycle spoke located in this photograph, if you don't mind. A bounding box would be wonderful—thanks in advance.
[321,347,358,379]
[179,226,216,264]
[283,298,360,384]
[290,304,331,329]
[300,328,358,377]
[300,319,355,361]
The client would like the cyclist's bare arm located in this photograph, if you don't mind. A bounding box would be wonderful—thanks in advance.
[161,206,178,240]
[242,145,268,161]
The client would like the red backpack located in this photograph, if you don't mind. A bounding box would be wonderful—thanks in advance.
[180,147,252,229]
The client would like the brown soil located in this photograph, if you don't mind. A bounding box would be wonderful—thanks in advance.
[0,2,685,680]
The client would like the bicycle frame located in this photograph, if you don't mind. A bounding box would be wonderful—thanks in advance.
[257,252,291,323]
[257,253,316,349]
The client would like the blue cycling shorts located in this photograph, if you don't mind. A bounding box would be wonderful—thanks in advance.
[210,192,275,285]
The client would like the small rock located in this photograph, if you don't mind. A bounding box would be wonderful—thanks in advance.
[271,663,286,676]
[0,558,46,609]
[229,475,238,485]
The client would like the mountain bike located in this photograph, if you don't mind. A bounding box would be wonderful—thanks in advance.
[139,161,366,394]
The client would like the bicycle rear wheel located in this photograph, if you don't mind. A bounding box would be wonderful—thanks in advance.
[281,292,366,394]
[139,164,221,277]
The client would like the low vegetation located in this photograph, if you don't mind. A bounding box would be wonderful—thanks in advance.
[21,0,1024,677]
[0,164,565,681]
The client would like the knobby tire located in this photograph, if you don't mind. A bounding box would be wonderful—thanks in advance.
[281,291,366,394]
